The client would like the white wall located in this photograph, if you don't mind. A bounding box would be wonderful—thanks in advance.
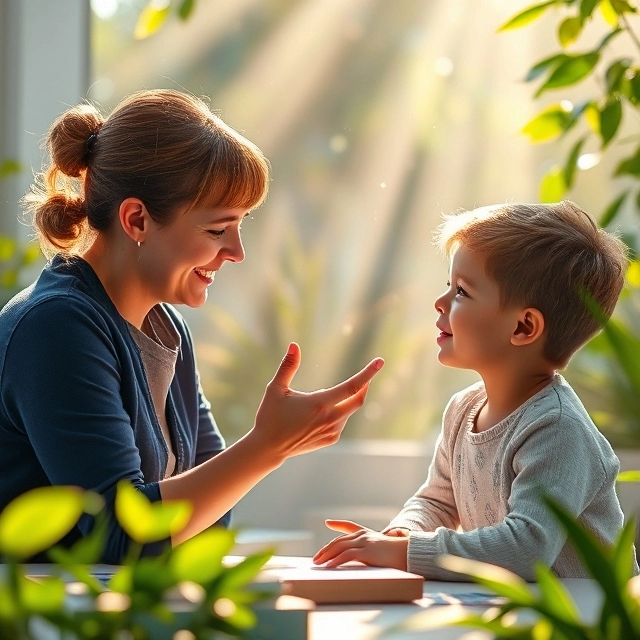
[0,0,89,237]
[232,440,435,555]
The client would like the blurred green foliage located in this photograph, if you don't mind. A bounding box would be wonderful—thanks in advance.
[0,483,272,639]
[0,159,41,308]
[500,0,640,446]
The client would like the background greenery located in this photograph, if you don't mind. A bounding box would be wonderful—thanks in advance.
[3,0,640,446]
[497,0,640,447]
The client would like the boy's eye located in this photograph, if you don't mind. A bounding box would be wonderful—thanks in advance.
[456,285,467,297]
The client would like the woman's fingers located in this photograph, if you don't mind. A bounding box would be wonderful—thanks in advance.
[268,342,302,388]
[323,359,384,404]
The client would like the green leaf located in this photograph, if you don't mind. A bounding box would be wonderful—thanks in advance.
[131,557,176,593]
[134,4,170,40]
[170,527,236,584]
[615,146,640,177]
[583,299,640,393]
[108,565,133,594]
[0,236,16,261]
[498,0,558,31]
[437,555,536,604]
[601,0,619,25]
[605,58,631,93]
[115,480,192,544]
[521,105,574,142]
[525,53,568,82]
[0,160,20,179]
[596,26,623,51]
[540,166,567,202]
[584,101,600,133]
[534,563,581,622]
[617,470,640,482]
[558,16,583,47]
[50,510,108,565]
[599,97,622,146]
[629,70,640,103]
[47,546,106,595]
[599,191,627,227]
[20,575,66,614]
[611,0,637,13]
[217,551,273,592]
[20,243,42,267]
[563,137,586,187]
[612,517,637,585]
[536,52,599,96]
[543,498,636,637]
[177,0,196,20]
[0,486,85,559]
[580,0,602,21]
[626,259,640,287]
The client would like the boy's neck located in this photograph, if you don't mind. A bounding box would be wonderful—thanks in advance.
[474,367,556,433]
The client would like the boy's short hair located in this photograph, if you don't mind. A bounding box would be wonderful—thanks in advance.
[434,201,628,367]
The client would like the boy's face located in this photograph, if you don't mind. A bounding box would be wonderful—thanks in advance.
[434,245,521,374]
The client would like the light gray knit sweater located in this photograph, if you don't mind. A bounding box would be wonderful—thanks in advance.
[387,374,639,581]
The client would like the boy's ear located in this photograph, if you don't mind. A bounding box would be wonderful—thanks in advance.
[118,197,149,244]
[511,308,545,347]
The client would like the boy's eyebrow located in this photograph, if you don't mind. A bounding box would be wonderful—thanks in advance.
[452,273,478,290]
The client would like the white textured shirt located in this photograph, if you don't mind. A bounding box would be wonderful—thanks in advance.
[387,375,639,580]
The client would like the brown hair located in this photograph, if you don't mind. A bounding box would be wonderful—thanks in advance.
[23,89,270,256]
[434,201,628,367]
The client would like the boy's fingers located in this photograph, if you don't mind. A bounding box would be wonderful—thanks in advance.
[324,519,370,534]
[269,343,302,388]
[324,360,383,404]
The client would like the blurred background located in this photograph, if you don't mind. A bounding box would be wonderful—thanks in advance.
[3,0,640,552]
[0,0,635,443]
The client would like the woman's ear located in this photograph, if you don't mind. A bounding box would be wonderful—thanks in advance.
[118,198,148,244]
[512,308,545,347]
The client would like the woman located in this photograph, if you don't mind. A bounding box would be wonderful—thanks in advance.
[0,89,383,563]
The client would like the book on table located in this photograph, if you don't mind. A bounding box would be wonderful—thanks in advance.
[228,555,424,605]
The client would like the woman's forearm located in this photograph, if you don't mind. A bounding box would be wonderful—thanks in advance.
[159,429,284,544]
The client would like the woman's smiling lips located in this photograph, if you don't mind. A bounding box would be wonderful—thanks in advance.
[194,268,215,285]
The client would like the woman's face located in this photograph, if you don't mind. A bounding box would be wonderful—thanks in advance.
[140,203,248,309]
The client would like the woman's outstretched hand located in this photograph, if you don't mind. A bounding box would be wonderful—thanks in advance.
[252,342,384,461]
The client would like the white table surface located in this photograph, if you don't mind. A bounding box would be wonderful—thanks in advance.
[309,578,603,639]
[14,563,603,640]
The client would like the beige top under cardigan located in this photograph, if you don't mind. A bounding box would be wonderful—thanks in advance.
[387,375,639,580]
[128,307,180,478]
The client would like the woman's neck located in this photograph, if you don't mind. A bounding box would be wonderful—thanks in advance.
[82,236,152,329]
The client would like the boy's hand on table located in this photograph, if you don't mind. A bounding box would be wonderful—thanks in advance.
[313,519,409,571]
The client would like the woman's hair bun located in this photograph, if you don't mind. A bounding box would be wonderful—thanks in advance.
[48,104,104,178]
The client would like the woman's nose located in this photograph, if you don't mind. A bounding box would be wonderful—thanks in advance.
[225,230,245,263]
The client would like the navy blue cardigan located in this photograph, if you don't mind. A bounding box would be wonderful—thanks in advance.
[0,256,229,562]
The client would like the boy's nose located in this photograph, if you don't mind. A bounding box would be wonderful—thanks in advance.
[434,292,447,314]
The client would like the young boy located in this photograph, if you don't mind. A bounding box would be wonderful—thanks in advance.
[313,200,639,581]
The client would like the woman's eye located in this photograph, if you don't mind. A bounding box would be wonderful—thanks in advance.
[209,229,226,238]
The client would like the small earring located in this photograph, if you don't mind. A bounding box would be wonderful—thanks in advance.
[137,241,141,248]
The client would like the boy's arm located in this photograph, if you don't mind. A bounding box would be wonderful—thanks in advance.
[403,412,625,581]
[314,412,635,581]
[385,428,460,533]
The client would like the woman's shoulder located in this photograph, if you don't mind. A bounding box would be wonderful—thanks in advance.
[0,256,124,350]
